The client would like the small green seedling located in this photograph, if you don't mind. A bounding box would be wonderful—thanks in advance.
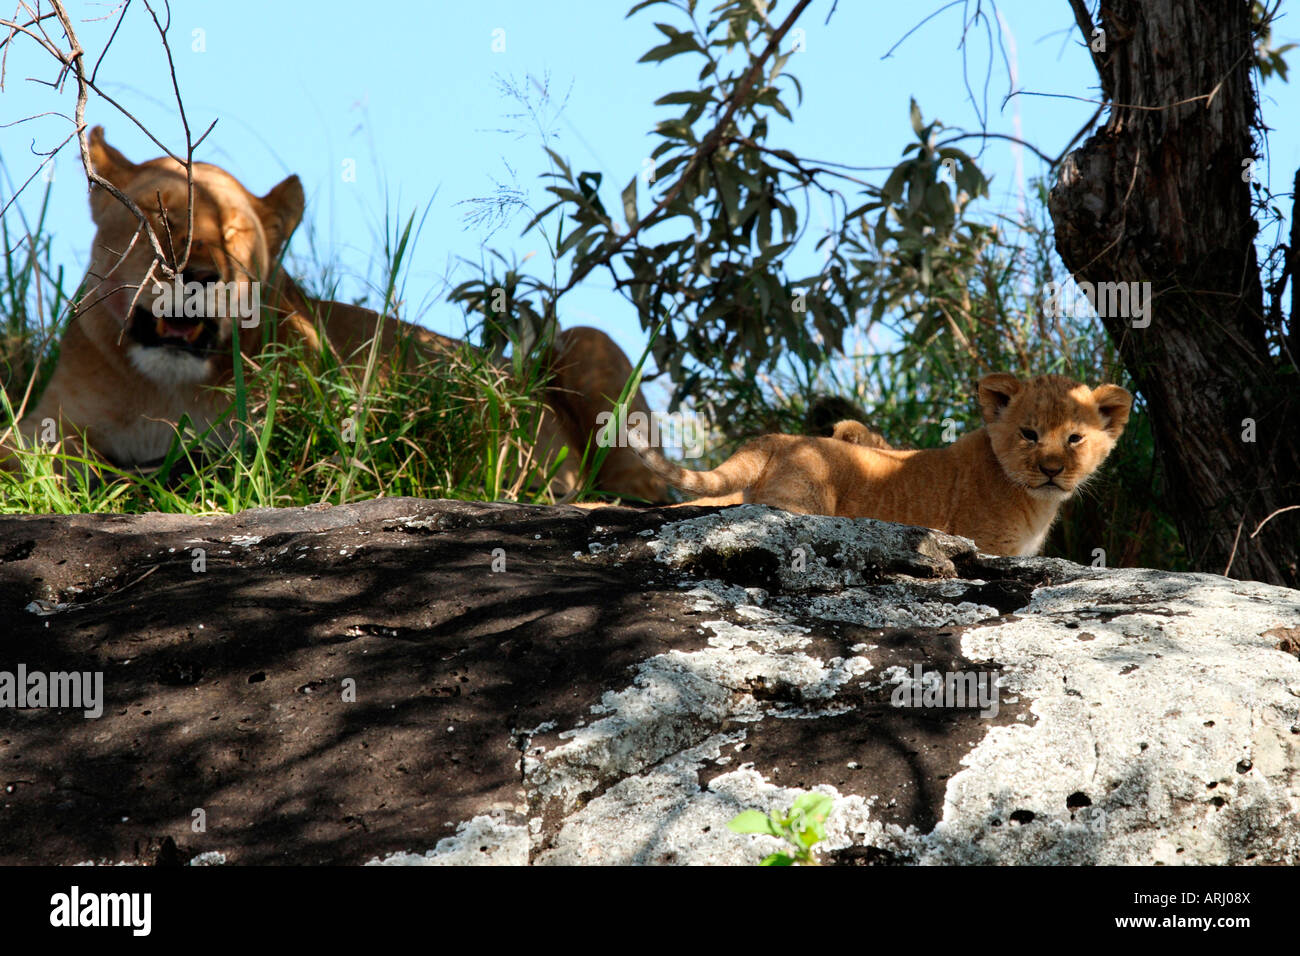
[727,792,834,866]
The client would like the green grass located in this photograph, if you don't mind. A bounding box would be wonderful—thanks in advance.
[1,325,570,515]
[0,195,588,515]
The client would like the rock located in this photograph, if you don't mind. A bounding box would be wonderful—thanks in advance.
[1,499,1297,865]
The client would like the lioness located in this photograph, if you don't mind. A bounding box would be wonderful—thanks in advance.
[634,373,1132,556]
[4,128,665,502]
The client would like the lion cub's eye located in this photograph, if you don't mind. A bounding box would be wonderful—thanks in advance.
[1068,433,1083,444]
[1020,428,1038,442]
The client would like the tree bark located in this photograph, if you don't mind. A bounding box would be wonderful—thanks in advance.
[1048,0,1300,587]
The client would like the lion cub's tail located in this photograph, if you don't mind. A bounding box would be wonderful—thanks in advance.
[627,428,779,498]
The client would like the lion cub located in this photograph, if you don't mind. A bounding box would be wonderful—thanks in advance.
[635,373,1132,556]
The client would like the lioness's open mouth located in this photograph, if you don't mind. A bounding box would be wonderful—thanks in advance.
[129,305,219,355]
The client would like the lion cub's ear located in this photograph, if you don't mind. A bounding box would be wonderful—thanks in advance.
[830,419,891,449]
[977,373,1022,425]
[1092,384,1132,438]
[256,175,306,264]
[86,126,140,223]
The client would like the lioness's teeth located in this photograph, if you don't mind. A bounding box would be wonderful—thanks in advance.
[184,324,203,343]
[155,316,168,337]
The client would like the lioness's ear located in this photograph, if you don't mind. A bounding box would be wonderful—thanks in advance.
[977,373,1022,425]
[87,126,137,185]
[86,126,140,223]
[1092,384,1132,438]
[257,175,305,264]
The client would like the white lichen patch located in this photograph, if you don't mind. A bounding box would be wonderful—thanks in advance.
[915,568,1300,864]
[536,734,898,865]
[796,582,998,629]
[525,589,874,816]
[25,600,71,616]
[188,851,227,866]
[649,505,976,590]
[366,813,529,866]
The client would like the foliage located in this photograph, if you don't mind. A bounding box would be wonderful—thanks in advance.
[1251,1,1296,83]
[0,206,562,514]
[727,792,834,866]
[454,0,985,432]
[458,0,1184,569]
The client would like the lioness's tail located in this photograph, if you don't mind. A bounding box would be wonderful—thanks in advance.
[627,428,779,497]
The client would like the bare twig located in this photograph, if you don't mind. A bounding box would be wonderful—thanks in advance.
[47,0,174,287]
[727,134,883,187]
[142,0,215,273]
[1223,515,1245,576]
[1049,103,1104,169]
[881,0,964,60]
[1007,49,1252,114]
[1249,505,1300,539]
[89,0,132,85]
[3,0,213,336]
[0,127,75,220]
[936,131,1056,167]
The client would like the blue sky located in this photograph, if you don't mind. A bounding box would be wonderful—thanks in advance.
[3,0,1297,406]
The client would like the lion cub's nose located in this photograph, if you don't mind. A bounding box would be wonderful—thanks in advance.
[1039,461,1064,478]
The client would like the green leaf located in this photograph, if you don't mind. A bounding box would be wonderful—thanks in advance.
[577,171,606,217]
[760,853,796,866]
[792,792,833,821]
[654,89,712,106]
[716,165,740,226]
[639,31,702,63]
[786,73,804,106]
[778,200,797,239]
[542,147,573,182]
[622,176,638,229]
[656,118,696,142]
[626,0,673,16]
[555,223,590,257]
[881,162,909,205]
[727,810,779,835]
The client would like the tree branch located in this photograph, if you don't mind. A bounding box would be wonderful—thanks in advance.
[552,0,816,301]
[1065,0,1109,99]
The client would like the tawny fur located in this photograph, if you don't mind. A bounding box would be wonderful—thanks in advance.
[3,128,665,502]
[829,419,892,449]
[664,418,893,509]
[637,374,1131,556]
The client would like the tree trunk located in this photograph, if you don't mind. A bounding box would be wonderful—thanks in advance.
[1048,0,1300,587]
